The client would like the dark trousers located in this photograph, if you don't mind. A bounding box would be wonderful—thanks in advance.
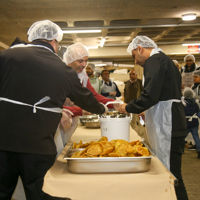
[170,137,188,200]
[0,151,56,200]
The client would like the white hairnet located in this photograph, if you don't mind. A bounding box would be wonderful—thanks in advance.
[63,43,89,65]
[193,70,200,76]
[87,63,95,71]
[183,87,195,99]
[27,20,63,42]
[184,54,195,62]
[95,69,101,76]
[173,60,178,65]
[127,36,157,55]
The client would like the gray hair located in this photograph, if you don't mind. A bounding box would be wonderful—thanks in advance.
[183,87,195,99]
[193,70,200,77]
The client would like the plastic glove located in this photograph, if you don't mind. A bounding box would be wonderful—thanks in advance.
[60,108,74,130]
[64,97,74,107]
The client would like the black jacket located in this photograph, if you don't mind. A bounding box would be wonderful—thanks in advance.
[184,98,199,128]
[0,41,105,155]
[126,52,187,137]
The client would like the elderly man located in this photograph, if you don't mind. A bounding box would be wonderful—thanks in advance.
[61,44,115,145]
[124,70,143,103]
[0,20,107,200]
[86,63,102,94]
[101,70,121,99]
[124,70,145,139]
[119,36,188,200]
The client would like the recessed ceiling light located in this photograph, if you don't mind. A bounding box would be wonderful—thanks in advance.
[182,14,196,21]
[100,38,106,47]
[86,46,99,49]
[62,30,101,33]
[182,43,200,46]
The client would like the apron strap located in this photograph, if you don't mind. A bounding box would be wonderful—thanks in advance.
[0,96,62,113]
[186,113,198,122]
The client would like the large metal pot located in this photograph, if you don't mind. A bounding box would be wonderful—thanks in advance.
[79,115,100,128]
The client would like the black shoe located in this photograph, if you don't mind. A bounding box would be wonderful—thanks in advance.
[198,151,200,159]
[188,145,196,150]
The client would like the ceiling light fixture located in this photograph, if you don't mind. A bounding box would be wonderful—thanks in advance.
[62,30,101,34]
[182,14,196,21]
[182,43,200,46]
[86,46,99,49]
[100,37,106,47]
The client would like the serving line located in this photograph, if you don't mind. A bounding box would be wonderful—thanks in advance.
[43,126,177,200]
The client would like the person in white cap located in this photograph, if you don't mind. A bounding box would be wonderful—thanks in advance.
[0,20,107,200]
[119,36,188,200]
[61,43,116,145]
[86,63,102,94]
[181,54,199,73]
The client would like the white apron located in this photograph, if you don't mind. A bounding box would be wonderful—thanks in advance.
[0,96,62,200]
[145,99,181,170]
[3,44,63,200]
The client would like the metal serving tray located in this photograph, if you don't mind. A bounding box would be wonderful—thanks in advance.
[63,143,154,174]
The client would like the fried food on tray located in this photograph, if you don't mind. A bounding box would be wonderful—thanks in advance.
[87,142,103,156]
[70,137,151,158]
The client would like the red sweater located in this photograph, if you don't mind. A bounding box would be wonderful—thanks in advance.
[63,79,114,116]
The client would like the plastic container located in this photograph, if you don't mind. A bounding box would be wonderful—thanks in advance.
[99,117,131,141]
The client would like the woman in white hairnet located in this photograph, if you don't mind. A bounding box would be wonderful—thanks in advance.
[119,36,188,200]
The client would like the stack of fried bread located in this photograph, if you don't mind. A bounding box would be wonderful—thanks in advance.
[71,137,151,158]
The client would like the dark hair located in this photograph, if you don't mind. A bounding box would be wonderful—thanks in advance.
[101,70,109,76]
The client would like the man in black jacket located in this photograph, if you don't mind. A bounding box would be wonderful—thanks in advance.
[119,36,188,200]
[0,20,106,200]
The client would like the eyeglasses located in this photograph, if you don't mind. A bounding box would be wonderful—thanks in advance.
[103,73,109,75]
[130,73,137,75]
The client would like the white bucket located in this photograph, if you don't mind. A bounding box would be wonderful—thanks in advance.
[99,117,131,141]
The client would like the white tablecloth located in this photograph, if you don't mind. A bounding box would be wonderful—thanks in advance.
[42,126,177,200]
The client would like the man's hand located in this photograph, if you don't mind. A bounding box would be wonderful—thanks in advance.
[139,112,145,121]
[119,103,128,113]
[64,97,74,107]
[60,108,74,130]
[82,110,92,116]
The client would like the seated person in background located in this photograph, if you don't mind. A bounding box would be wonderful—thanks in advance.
[86,63,102,94]
[101,70,121,100]
[124,70,143,103]
[181,54,199,73]
[182,87,200,158]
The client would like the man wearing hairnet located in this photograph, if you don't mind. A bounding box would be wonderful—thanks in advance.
[181,54,199,73]
[60,43,115,145]
[0,20,107,200]
[181,54,200,89]
[86,63,102,94]
[119,36,188,200]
